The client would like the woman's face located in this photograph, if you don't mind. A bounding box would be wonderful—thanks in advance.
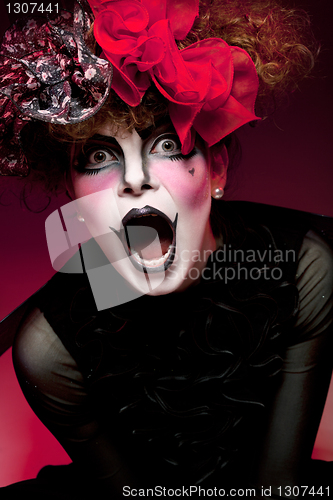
[71,120,220,295]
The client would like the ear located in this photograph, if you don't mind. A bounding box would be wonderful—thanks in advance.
[210,144,229,192]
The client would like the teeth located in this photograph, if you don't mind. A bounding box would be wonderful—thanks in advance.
[137,213,158,217]
[131,245,172,268]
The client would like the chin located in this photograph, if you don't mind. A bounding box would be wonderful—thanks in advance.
[118,254,207,296]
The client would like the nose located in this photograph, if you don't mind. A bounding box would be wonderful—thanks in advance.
[120,158,152,195]
[117,132,159,196]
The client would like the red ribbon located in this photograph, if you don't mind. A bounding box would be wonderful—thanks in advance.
[89,0,260,153]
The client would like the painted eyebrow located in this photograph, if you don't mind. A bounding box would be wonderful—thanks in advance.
[86,122,178,149]
[136,119,175,141]
[86,134,120,147]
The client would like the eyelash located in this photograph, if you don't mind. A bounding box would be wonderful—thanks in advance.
[169,150,197,162]
[82,169,102,176]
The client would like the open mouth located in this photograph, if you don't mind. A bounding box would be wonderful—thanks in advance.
[110,205,178,273]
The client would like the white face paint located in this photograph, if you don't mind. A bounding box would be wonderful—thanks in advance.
[71,121,220,295]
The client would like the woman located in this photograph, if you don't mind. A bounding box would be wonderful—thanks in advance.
[0,0,332,498]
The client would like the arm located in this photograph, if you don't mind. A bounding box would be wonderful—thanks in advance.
[253,230,333,497]
[12,307,137,497]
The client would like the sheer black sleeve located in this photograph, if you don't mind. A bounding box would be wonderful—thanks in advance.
[12,308,137,497]
[254,230,333,495]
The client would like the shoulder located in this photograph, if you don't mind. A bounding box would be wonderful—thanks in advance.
[13,308,94,439]
[295,230,333,336]
[297,229,333,297]
[223,201,333,246]
[298,229,333,270]
[13,307,83,391]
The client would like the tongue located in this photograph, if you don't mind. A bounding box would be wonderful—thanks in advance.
[125,225,170,260]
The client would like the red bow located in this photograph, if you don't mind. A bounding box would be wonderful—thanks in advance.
[89,0,260,153]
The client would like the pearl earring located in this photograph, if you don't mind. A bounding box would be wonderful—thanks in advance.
[77,214,85,222]
[212,187,224,199]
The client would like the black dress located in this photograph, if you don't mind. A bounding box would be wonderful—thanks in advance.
[1,202,333,499]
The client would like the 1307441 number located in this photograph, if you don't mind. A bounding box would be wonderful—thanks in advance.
[277,486,330,497]
[6,3,59,14]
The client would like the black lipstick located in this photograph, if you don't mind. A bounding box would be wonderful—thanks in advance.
[110,205,178,273]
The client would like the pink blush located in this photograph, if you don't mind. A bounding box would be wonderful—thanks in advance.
[73,169,121,198]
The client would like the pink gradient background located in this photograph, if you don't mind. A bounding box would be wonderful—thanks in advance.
[0,0,332,487]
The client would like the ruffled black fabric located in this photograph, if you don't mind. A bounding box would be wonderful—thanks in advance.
[62,204,300,486]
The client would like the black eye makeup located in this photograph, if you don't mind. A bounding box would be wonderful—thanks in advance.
[73,136,121,176]
[149,133,197,162]
[72,129,198,177]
